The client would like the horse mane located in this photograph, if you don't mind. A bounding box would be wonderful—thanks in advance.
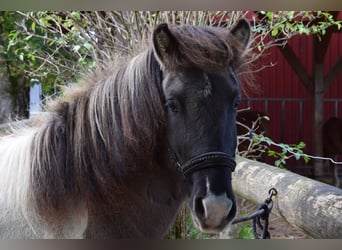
[25,24,251,219]
[29,48,166,217]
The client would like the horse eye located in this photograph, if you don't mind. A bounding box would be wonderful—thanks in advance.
[234,101,240,110]
[166,99,178,113]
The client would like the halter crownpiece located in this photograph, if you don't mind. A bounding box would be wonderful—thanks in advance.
[168,148,236,176]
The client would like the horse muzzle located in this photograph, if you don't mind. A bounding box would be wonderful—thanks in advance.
[170,151,237,233]
[193,190,237,233]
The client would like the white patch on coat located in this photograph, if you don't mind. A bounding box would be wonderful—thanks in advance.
[201,177,232,229]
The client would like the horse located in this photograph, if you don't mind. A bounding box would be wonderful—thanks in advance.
[236,109,270,161]
[0,19,251,238]
[322,117,342,187]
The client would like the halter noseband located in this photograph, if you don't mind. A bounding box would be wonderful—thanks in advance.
[169,149,236,176]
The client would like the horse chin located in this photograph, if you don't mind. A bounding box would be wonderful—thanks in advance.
[195,221,232,234]
[192,214,233,235]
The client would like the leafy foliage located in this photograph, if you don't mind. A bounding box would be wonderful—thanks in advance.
[2,11,340,100]
[237,224,254,239]
[2,11,96,96]
[1,10,339,168]
[255,11,341,40]
[236,113,310,168]
[266,140,310,168]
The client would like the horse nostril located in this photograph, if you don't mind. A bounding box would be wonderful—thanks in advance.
[225,200,237,222]
[194,196,205,218]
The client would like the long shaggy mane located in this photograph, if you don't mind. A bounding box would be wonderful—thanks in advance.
[29,48,166,217]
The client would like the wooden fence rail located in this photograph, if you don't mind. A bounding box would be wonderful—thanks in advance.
[232,157,342,239]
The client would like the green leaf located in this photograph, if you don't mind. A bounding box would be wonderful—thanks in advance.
[275,160,281,168]
[294,153,301,160]
[303,156,310,164]
[31,22,36,32]
[285,22,293,31]
[73,45,81,52]
[71,12,81,20]
[83,42,93,50]
[266,12,273,19]
[48,40,55,46]
[23,35,33,41]
[287,11,295,20]
[27,52,36,62]
[297,141,306,149]
[337,22,341,30]
[267,151,277,157]
[271,28,279,37]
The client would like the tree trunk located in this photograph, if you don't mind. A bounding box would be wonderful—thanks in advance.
[232,157,342,239]
[12,75,29,119]
[0,12,29,123]
[0,21,13,124]
[166,203,189,239]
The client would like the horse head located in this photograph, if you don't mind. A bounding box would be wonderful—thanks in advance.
[152,19,251,233]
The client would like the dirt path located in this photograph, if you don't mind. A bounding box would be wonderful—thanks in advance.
[225,196,311,239]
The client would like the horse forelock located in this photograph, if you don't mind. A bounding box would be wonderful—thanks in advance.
[163,25,248,73]
[28,48,167,220]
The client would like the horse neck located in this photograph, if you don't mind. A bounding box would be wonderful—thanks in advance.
[27,48,168,222]
[84,146,189,238]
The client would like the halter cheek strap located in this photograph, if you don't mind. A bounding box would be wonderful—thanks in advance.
[168,148,236,176]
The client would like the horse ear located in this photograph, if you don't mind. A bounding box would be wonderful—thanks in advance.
[230,19,251,50]
[152,23,178,68]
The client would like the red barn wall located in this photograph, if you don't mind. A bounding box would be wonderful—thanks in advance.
[240,16,342,170]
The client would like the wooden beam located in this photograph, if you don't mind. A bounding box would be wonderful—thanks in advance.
[312,11,338,64]
[256,10,341,95]
[324,56,342,91]
[279,44,313,94]
[313,29,333,64]
[232,157,342,239]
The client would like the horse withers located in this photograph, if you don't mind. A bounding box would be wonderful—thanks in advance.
[0,19,251,238]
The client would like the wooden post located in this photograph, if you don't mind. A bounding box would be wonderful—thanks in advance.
[312,34,327,178]
[232,157,342,239]
[312,63,325,177]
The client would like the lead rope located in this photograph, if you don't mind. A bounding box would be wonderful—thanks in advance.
[232,188,278,239]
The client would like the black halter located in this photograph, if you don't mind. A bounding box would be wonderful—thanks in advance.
[168,148,236,176]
